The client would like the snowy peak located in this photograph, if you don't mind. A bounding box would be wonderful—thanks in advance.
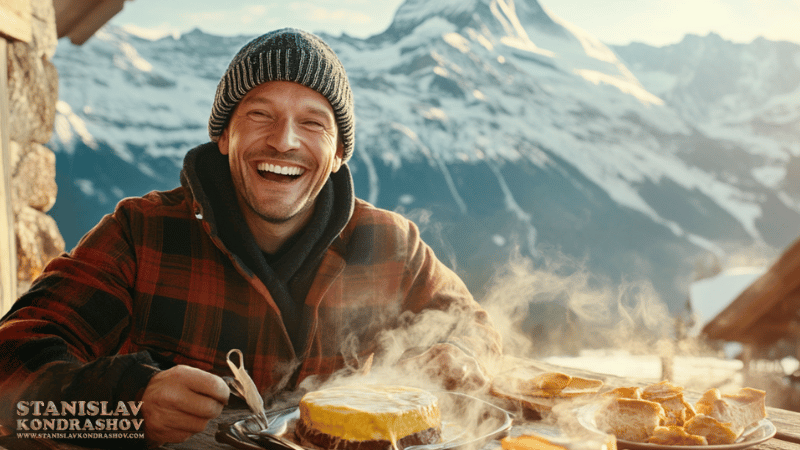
[384,0,564,38]
[612,33,800,125]
[373,0,647,97]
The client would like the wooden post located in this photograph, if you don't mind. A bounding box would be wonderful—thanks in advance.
[742,343,753,385]
[0,38,18,315]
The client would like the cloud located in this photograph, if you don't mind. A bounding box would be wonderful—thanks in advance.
[288,2,373,26]
[176,5,281,35]
[239,5,269,25]
[112,0,800,45]
[746,0,800,42]
[161,2,388,37]
[546,0,800,47]
[310,8,372,25]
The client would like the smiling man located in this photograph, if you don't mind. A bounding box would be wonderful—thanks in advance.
[0,29,502,447]
[219,81,344,253]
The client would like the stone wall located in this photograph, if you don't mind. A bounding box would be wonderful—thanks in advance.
[7,0,64,293]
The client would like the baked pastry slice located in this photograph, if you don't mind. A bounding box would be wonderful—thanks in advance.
[490,369,603,414]
[647,426,708,445]
[512,371,604,398]
[501,434,569,450]
[641,380,695,427]
[683,414,739,445]
[501,430,616,450]
[694,387,766,437]
[603,386,642,400]
[594,397,665,442]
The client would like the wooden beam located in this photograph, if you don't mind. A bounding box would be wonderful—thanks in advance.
[0,39,19,315]
[0,0,32,43]
[53,0,100,40]
[59,0,126,46]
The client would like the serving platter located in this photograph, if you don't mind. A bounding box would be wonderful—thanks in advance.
[575,402,777,450]
[217,391,513,450]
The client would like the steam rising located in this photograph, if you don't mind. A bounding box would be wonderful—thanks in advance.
[283,235,782,434]
[281,244,773,446]
[297,245,687,398]
[481,249,673,359]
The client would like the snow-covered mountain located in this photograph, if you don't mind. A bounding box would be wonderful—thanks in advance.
[611,34,800,247]
[47,0,800,317]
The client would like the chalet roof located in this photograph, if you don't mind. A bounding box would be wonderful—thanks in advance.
[702,236,800,346]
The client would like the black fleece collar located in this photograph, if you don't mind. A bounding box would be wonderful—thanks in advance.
[180,142,355,354]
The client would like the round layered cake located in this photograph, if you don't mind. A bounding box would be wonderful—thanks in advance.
[295,384,442,450]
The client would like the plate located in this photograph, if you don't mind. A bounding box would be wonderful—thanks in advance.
[575,402,777,450]
[216,391,513,450]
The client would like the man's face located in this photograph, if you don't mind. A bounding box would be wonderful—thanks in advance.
[218,81,343,231]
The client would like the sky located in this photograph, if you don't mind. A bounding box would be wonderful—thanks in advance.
[109,0,800,47]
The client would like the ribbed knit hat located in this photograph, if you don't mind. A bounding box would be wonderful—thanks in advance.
[208,28,355,162]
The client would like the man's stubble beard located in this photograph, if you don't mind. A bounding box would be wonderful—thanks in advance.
[244,191,313,225]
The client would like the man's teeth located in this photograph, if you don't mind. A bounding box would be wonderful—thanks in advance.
[257,163,304,176]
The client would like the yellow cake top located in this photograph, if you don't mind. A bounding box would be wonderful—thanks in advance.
[299,384,441,443]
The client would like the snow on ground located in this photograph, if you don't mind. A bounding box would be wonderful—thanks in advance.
[543,348,746,393]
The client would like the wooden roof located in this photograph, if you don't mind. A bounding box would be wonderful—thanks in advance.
[53,0,129,45]
[702,236,800,346]
[0,0,32,42]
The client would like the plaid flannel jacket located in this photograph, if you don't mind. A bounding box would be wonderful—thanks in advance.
[0,163,501,427]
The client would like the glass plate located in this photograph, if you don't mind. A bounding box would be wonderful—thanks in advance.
[217,391,513,450]
[575,402,777,450]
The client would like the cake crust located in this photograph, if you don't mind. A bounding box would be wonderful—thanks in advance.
[296,417,441,450]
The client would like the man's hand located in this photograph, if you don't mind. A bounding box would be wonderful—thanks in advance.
[141,365,230,445]
[397,343,490,392]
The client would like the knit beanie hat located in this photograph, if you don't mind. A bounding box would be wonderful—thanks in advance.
[208,28,355,162]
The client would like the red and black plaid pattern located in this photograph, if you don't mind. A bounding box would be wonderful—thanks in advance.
[0,188,501,424]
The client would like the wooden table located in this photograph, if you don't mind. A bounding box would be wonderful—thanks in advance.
[2,401,799,450]
[761,407,800,449]
[3,358,800,450]
[197,404,800,450]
